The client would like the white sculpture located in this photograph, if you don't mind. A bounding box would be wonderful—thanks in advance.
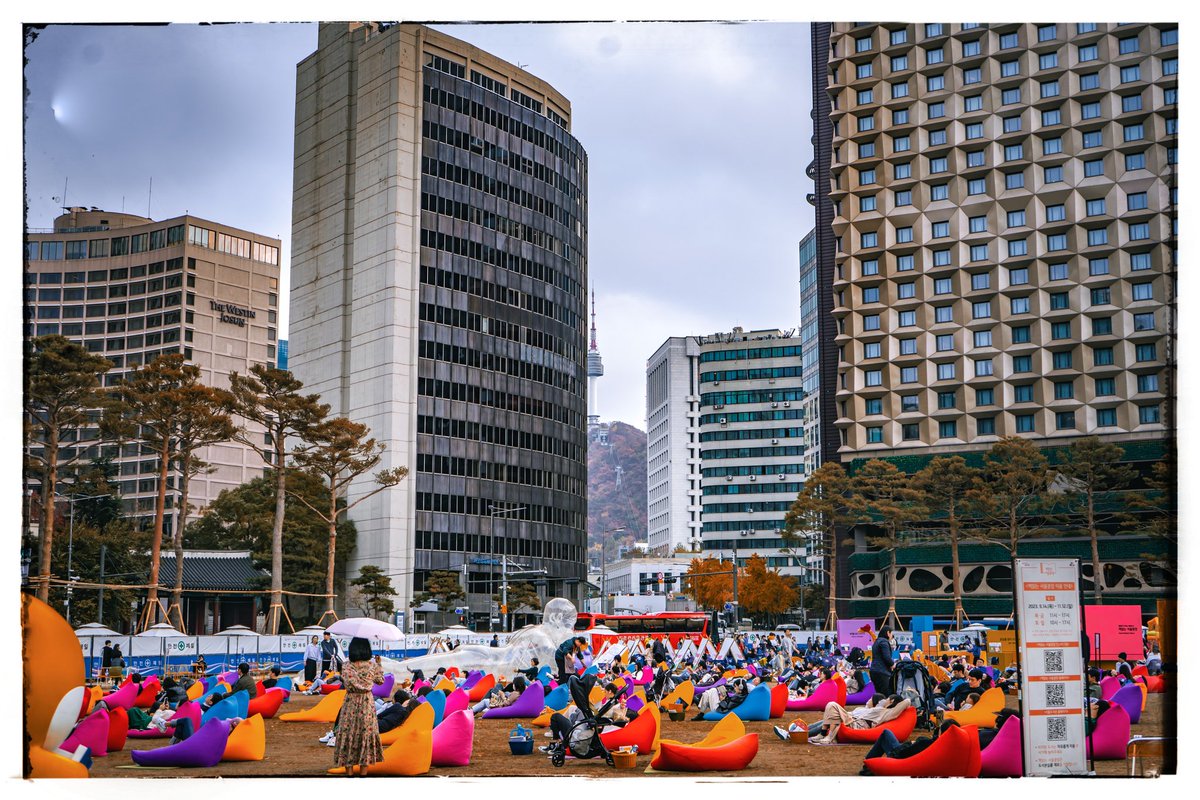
[382,598,579,680]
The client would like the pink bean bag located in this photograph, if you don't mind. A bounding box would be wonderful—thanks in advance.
[412,679,430,693]
[769,683,787,719]
[865,723,981,777]
[837,706,918,744]
[372,673,396,699]
[131,718,231,768]
[1088,705,1131,760]
[979,714,1022,778]
[431,709,475,767]
[1112,683,1143,725]
[1099,675,1121,701]
[107,706,129,752]
[444,687,469,716]
[101,682,138,711]
[482,682,545,719]
[786,679,840,711]
[632,666,654,685]
[61,709,109,757]
[846,681,876,706]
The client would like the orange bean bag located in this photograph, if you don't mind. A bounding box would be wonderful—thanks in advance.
[332,699,433,775]
[660,680,695,709]
[28,745,88,778]
[186,680,205,701]
[221,713,266,761]
[434,676,456,693]
[247,687,287,719]
[380,699,435,746]
[944,687,1006,729]
[84,685,103,716]
[600,703,660,752]
[279,689,345,722]
[651,733,759,772]
[531,706,559,727]
[21,595,86,770]
[657,713,744,749]
[864,723,981,777]
[467,674,496,702]
[836,706,918,744]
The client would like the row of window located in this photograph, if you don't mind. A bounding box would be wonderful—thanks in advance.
[849,24,1176,58]
[414,492,583,530]
[854,280,1159,308]
[701,463,807,478]
[698,345,803,362]
[424,53,570,133]
[858,405,1162,443]
[419,262,575,335]
[414,453,583,497]
[697,409,805,425]
[700,388,806,407]
[422,155,580,236]
[851,248,1162,280]
[413,529,582,562]
[855,187,1161,218]
[855,376,1163,418]
[855,343,1161,386]
[852,101,1170,136]
[857,222,1163,255]
[416,414,583,464]
[416,339,580,396]
[423,192,569,264]
[416,376,579,428]
[700,445,806,461]
[417,299,580,367]
[703,482,804,496]
[699,365,804,383]
[841,47,1176,81]
[849,315,1160,356]
[851,73,1176,108]
[698,427,804,443]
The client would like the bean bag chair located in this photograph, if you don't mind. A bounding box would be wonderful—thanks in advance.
[704,683,772,722]
[61,709,109,758]
[445,667,461,679]
[101,682,139,712]
[380,699,434,746]
[372,673,396,699]
[274,676,294,697]
[106,705,129,752]
[651,733,759,772]
[1112,683,1143,725]
[1099,675,1121,701]
[746,663,758,677]
[536,665,553,685]
[279,689,345,722]
[769,683,788,719]
[434,676,456,693]
[601,702,659,753]
[865,723,981,777]
[945,687,1007,729]
[254,681,266,698]
[979,714,1022,778]
[319,683,343,695]
[544,684,570,711]
[221,713,266,761]
[218,671,238,686]
[632,666,654,685]
[424,689,447,727]
[412,679,430,693]
[627,695,646,714]
[195,682,230,707]
[837,706,918,744]
[785,679,840,712]
[1145,674,1164,693]
[431,709,475,767]
[659,712,745,750]
[583,664,599,677]
[1088,705,1131,760]
[846,681,875,706]
[84,685,103,716]
[483,682,544,719]
[186,680,205,701]
[1136,680,1148,711]
[132,679,162,709]
[661,680,695,709]
[28,744,89,778]
[588,684,607,706]
[131,718,231,768]
[247,687,287,719]
[461,671,483,690]
[467,674,496,702]
[832,675,848,706]
[45,686,88,752]
[531,706,558,727]
[444,687,469,717]
[128,700,202,739]
[202,690,250,725]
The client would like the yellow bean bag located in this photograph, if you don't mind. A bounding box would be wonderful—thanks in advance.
[28,745,88,778]
[222,713,266,761]
[380,699,434,746]
[434,677,456,693]
[944,687,1006,729]
[331,699,433,775]
[279,689,345,722]
[187,680,204,701]
[532,706,558,727]
[657,711,745,749]
[589,685,607,706]
[661,680,695,708]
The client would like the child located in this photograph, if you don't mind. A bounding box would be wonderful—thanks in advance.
[961,692,980,710]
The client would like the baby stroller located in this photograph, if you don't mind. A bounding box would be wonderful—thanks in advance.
[891,660,938,730]
[547,675,618,768]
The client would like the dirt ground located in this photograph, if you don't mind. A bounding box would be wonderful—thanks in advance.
[88,691,1171,779]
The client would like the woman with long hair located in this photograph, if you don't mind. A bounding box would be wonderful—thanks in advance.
[330,636,385,775]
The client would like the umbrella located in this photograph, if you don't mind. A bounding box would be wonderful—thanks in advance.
[214,625,260,636]
[327,617,405,641]
[961,623,990,632]
[136,623,186,637]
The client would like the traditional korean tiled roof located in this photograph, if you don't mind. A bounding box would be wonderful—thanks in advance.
[155,550,267,592]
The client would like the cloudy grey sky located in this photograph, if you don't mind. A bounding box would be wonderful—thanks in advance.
[24,21,814,430]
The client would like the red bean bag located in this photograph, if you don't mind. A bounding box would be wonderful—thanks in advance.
[482,683,544,719]
[467,673,496,702]
[247,687,287,719]
[651,733,759,772]
[769,683,787,719]
[832,675,848,706]
[979,714,1022,778]
[865,723,981,777]
[319,682,343,694]
[61,709,109,757]
[431,709,474,767]
[600,705,658,752]
[1087,704,1131,760]
[786,679,840,711]
[133,678,162,709]
[1144,674,1165,693]
[837,706,918,744]
[445,667,460,679]
[106,706,129,752]
[254,681,265,697]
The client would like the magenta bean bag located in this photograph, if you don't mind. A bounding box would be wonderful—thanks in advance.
[128,699,202,739]
[444,688,469,717]
[372,673,396,699]
[131,718,231,767]
[846,681,876,706]
[632,666,653,685]
[1099,675,1121,701]
[704,683,772,722]
[431,709,474,767]
[1112,683,1143,725]
[219,671,239,686]
[786,679,840,711]
[1087,704,1131,760]
[980,714,1023,777]
[102,682,139,711]
[482,683,545,719]
[412,679,430,693]
[61,709,109,757]
[746,663,758,677]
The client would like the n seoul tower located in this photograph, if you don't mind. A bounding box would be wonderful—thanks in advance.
[587,291,604,429]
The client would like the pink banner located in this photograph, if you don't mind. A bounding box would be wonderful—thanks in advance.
[1083,605,1144,661]
[837,618,877,652]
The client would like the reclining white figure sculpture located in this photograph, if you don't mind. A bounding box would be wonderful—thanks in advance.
[382,597,579,680]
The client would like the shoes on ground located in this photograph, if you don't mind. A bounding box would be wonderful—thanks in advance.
[772,726,790,742]
[809,736,830,745]
[326,737,336,747]
[691,713,707,721]
[538,745,552,753]
[319,730,335,743]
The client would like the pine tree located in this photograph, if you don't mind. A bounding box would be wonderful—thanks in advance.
[1056,438,1136,603]
[965,436,1052,555]
[847,460,924,630]
[352,565,398,619]
[411,569,465,612]
[913,456,982,627]
[783,461,852,627]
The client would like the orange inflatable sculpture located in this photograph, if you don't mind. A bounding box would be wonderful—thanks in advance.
[22,594,89,778]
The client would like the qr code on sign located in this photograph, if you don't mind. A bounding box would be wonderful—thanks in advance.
[1046,682,1066,707]
[1043,648,1065,673]
[1047,716,1067,741]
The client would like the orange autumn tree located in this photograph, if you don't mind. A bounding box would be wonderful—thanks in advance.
[738,554,800,627]
[682,556,733,611]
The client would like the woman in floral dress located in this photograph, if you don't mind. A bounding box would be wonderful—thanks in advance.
[332,637,385,775]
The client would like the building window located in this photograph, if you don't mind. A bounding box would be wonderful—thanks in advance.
[1007,239,1028,257]
[1078,44,1099,62]
[1092,317,1113,336]
[1095,376,1116,395]
[930,183,949,201]
[856,35,873,53]
[859,194,877,212]
[899,310,917,327]
[1130,253,1152,271]
[963,66,982,84]
[928,101,946,119]
[865,341,882,359]
[901,394,920,411]
[1002,87,1021,105]
[1125,152,1147,171]
[937,363,956,381]
[1054,380,1074,400]
[1082,130,1103,149]
[894,162,912,179]
[866,426,884,443]
[1003,115,1022,133]
[1012,325,1032,344]
[856,62,874,79]
[936,333,954,351]
[861,258,880,276]
[970,272,991,290]
[1090,287,1111,306]
[1137,373,1159,393]
[891,81,910,98]
[1120,65,1141,83]
[1087,228,1109,247]
[933,249,952,266]
[934,277,952,295]
[1163,57,1178,76]
[935,305,953,323]
[1133,312,1156,331]
[862,286,880,303]
[861,231,879,248]
[926,47,945,65]
[1015,414,1036,433]
[899,337,918,354]
[969,244,988,263]
[897,282,916,299]
[976,388,995,407]
[1123,123,1145,142]
[1085,198,1106,217]
[893,108,909,125]
[939,420,958,439]
[863,314,881,331]
[889,28,908,46]
[1014,384,1034,403]
[1044,165,1064,183]
[1129,223,1150,241]
[896,226,913,243]
[968,178,987,196]
[1010,297,1031,315]
[1118,35,1140,54]
[1051,321,1071,339]
[857,115,875,132]
[1080,72,1101,91]
[1139,405,1161,424]
[927,74,945,91]
[865,369,883,386]
[893,134,911,152]
[1040,79,1060,98]
[974,359,994,377]
[925,23,943,37]
[1093,347,1115,366]
[1000,31,1019,49]
[966,122,984,139]
[865,397,883,414]
[1055,411,1076,430]
[968,215,987,233]
[891,54,909,71]
[1161,27,1178,46]
[1127,191,1149,211]
[1084,159,1105,177]
[1135,343,1157,362]
[1122,93,1143,113]
[1000,59,1020,77]
[900,366,919,383]
[902,423,920,440]
[974,329,993,348]
[860,168,877,185]
[1096,408,1117,427]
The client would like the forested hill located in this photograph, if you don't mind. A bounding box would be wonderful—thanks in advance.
[587,421,648,560]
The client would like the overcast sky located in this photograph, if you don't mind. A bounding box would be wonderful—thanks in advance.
[23,21,814,430]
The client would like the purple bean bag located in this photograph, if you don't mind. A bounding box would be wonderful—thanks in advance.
[980,714,1022,777]
[846,681,876,706]
[704,683,772,722]
[218,671,239,686]
[431,709,474,767]
[627,695,645,714]
[1111,683,1143,725]
[1087,704,1131,760]
[102,682,139,711]
[128,700,202,739]
[131,718,231,768]
[373,673,396,699]
[444,688,469,717]
[201,690,249,725]
[786,679,839,711]
[482,683,545,719]
[61,709,109,757]
[461,671,483,691]
[544,685,570,711]
[1099,675,1121,701]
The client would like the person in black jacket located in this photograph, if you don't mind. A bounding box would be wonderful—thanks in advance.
[945,668,985,711]
[869,627,896,695]
[376,689,417,733]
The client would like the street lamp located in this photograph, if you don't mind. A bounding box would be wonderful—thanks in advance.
[489,504,527,632]
[55,492,111,625]
[597,527,626,614]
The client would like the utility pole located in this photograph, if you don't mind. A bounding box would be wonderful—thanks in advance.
[489,504,527,632]
[597,526,625,615]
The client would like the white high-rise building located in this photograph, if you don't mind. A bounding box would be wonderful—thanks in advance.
[645,337,703,555]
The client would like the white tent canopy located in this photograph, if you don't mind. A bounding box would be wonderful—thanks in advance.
[74,623,121,638]
[434,625,472,637]
[214,625,260,636]
[136,623,186,637]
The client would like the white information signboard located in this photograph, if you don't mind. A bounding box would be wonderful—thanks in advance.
[1014,558,1090,776]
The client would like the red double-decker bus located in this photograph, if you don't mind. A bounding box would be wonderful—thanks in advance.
[574,611,714,648]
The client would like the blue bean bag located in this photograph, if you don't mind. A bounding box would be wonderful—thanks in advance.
[536,665,553,686]
[131,718,231,768]
[274,676,293,700]
[544,684,570,711]
[583,664,599,677]
[202,691,249,725]
[423,688,447,727]
[482,683,545,719]
[703,683,772,722]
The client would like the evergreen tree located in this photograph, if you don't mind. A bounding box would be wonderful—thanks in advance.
[411,569,466,612]
[846,460,924,630]
[965,436,1052,555]
[1056,438,1136,603]
[784,461,852,627]
[352,565,398,618]
[913,456,982,627]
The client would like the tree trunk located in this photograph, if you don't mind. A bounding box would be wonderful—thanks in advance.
[950,504,964,627]
[1088,486,1103,604]
[324,488,338,623]
[144,439,170,630]
[825,523,838,629]
[885,546,898,624]
[37,427,59,604]
[1010,505,1019,556]
[269,433,286,633]
[170,454,191,633]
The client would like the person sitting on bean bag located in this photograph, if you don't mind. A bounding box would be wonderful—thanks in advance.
[261,665,283,689]
[306,671,343,695]
[377,689,420,734]
[154,677,189,708]
[691,677,748,721]
[168,714,244,746]
[470,675,528,716]
[858,719,962,774]
[773,692,899,742]
[978,707,1019,750]
[149,700,178,733]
